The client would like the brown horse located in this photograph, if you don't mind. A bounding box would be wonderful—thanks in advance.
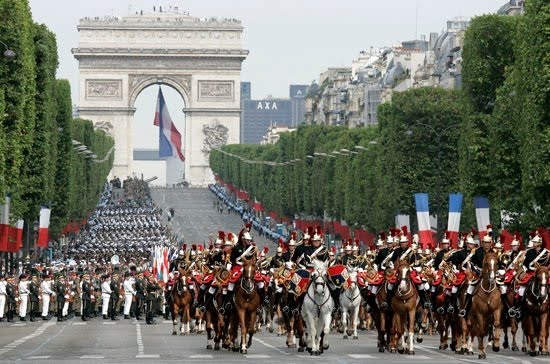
[234,256,260,354]
[467,252,502,359]
[369,268,394,352]
[170,268,193,336]
[501,279,520,352]
[522,265,549,356]
[390,260,418,355]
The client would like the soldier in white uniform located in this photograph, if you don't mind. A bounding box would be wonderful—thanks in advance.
[123,272,136,319]
[40,275,55,320]
[18,274,30,321]
[101,274,112,319]
[0,274,6,322]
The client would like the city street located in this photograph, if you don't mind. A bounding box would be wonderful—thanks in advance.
[151,187,272,248]
[0,317,542,363]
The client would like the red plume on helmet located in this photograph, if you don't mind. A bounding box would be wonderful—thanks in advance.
[262,246,269,255]
[218,231,225,240]
[514,231,521,241]
[379,231,386,241]
[307,226,314,237]
[445,231,451,240]
[227,232,234,241]
[291,231,297,241]
[389,227,396,237]
[331,246,337,254]
[197,245,203,252]
[245,223,252,232]
[182,244,187,251]
[401,226,408,237]
[191,244,197,251]
[471,228,478,237]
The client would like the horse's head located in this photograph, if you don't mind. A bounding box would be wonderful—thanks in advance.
[347,270,358,290]
[535,264,549,298]
[483,252,498,282]
[311,260,328,295]
[240,259,256,293]
[396,260,411,289]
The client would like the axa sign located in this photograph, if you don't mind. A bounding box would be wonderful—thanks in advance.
[256,101,278,110]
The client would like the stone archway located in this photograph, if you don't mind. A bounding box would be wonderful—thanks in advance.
[73,10,248,185]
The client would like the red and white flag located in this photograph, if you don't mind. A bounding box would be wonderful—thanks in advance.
[37,207,51,248]
[0,195,11,252]
[154,87,185,161]
[415,193,434,249]
[7,220,24,253]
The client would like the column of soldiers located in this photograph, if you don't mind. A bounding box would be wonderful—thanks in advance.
[0,267,165,324]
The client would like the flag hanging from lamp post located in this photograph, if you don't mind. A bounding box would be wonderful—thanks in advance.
[447,193,463,248]
[154,87,185,161]
[36,207,51,248]
[415,193,434,249]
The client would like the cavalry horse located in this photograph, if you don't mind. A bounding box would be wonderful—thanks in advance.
[233,255,260,354]
[340,268,362,340]
[390,260,418,355]
[170,267,194,336]
[467,252,502,359]
[302,259,334,356]
[522,264,549,356]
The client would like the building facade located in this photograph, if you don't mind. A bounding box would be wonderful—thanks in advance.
[240,84,308,144]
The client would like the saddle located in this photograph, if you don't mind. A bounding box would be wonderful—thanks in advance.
[516,271,534,285]
[288,269,311,296]
[409,270,423,284]
[327,264,349,288]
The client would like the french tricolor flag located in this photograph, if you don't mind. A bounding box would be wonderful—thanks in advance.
[36,207,51,248]
[0,195,10,251]
[447,193,463,248]
[415,193,434,249]
[154,87,185,161]
[474,197,491,240]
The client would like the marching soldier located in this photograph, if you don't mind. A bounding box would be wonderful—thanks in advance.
[101,274,112,319]
[145,272,160,324]
[134,272,145,320]
[5,276,17,323]
[55,276,66,321]
[40,274,54,320]
[123,272,136,319]
[29,273,40,322]
[109,272,121,320]
[81,273,92,321]
[18,274,30,321]
[0,274,6,322]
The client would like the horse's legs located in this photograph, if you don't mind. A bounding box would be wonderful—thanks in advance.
[247,310,257,348]
[342,306,349,339]
[477,334,486,359]
[492,309,501,351]
[408,307,416,354]
[238,309,247,353]
[352,305,360,339]
[511,317,519,351]
[171,304,178,335]
[323,308,332,350]
[541,313,549,355]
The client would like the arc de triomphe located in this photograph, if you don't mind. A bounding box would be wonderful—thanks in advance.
[72,11,248,185]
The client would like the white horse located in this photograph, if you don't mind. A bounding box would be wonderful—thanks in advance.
[302,259,334,356]
[340,269,362,340]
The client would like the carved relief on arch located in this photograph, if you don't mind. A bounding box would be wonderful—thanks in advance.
[128,74,191,106]
[94,121,114,137]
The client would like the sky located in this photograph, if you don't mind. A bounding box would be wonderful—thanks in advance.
[27,0,505,148]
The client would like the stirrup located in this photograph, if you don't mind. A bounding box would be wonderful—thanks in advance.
[508,307,516,318]
[282,306,290,313]
[514,309,521,319]
[225,302,232,310]
[458,309,466,318]
[218,307,225,315]
[436,307,445,315]
[447,306,455,314]
[199,306,206,313]
[423,302,432,309]
[380,302,388,309]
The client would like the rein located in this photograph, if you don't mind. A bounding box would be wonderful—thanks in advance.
[306,275,332,317]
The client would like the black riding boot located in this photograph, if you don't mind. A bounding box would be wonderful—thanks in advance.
[189,287,196,308]
[330,288,341,313]
[446,293,455,314]
[200,291,214,313]
[458,293,472,318]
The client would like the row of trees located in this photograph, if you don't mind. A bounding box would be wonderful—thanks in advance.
[211,1,549,235]
[0,0,114,238]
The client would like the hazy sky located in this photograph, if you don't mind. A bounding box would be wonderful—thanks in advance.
[27,0,505,148]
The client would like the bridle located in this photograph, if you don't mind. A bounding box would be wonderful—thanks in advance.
[480,256,497,293]
[396,265,413,298]
[240,264,255,295]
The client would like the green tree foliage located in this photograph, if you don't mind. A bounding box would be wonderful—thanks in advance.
[513,0,550,227]
[20,23,59,224]
[462,14,518,114]
[0,0,36,217]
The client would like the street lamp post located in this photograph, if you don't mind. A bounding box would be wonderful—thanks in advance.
[0,40,16,61]
[407,123,459,239]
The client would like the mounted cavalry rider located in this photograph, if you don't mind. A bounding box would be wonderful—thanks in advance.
[282,231,297,263]
[197,231,228,312]
[459,225,495,317]
[169,245,187,272]
[510,230,549,318]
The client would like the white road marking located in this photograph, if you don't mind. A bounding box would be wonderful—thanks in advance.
[136,354,160,358]
[72,322,87,325]
[252,337,290,355]
[80,355,105,359]
[348,354,376,359]
[12,323,26,326]
[404,355,430,359]
[103,321,116,325]
[244,354,271,359]
[0,322,55,356]
[136,323,144,356]
[27,356,50,359]
[190,354,214,359]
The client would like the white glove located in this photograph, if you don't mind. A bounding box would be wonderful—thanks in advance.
[64,295,69,299]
